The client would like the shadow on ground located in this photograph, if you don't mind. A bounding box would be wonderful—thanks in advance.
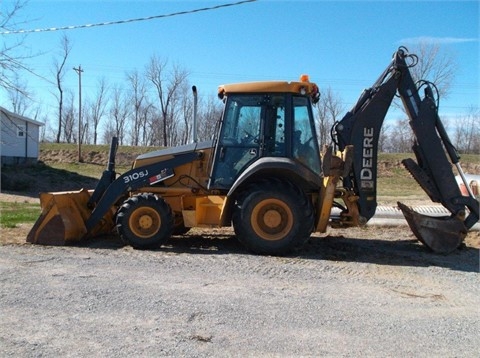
[70,229,479,273]
[1,164,98,198]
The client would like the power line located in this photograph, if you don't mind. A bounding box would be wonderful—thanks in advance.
[1,0,258,35]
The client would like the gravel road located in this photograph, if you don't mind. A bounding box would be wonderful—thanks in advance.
[1,226,479,357]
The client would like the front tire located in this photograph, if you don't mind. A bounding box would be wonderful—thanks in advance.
[116,193,174,249]
[233,180,314,255]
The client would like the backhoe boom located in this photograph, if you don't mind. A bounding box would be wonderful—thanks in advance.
[334,47,479,253]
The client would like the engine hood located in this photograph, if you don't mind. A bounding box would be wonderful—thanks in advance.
[135,140,214,161]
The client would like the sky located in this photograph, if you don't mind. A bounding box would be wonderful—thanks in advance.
[1,0,479,138]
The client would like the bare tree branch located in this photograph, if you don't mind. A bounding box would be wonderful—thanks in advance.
[146,55,189,146]
[52,34,72,143]
[409,42,457,98]
[0,0,37,93]
[315,87,344,146]
[87,77,109,145]
[126,70,148,146]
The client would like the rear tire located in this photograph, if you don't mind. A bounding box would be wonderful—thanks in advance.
[116,193,174,249]
[233,180,314,255]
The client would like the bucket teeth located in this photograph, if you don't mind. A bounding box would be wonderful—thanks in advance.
[397,202,467,254]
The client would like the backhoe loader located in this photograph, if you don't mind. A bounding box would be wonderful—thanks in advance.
[27,47,479,255]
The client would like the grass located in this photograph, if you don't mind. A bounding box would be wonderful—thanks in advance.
[377,176,426,198]
[376,152,479,199]
[0,202,41,228]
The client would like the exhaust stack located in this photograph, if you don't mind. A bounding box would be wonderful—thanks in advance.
[192,85,198,143]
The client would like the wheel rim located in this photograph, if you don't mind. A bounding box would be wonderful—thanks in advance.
[129,206,161,239]
[250,198,294,241]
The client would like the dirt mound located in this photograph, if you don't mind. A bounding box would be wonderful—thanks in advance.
[40,149,139,167]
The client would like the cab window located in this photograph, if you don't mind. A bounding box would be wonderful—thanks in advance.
[292,96,321,174]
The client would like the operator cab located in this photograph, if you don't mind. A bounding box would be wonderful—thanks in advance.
[209,80,321,190]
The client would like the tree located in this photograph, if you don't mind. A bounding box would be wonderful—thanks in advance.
[62,92,76,143]
[408,42,457,98]
[378,122,391,152]
[196,95,222,142]
[140,102,155,146]
[453,107,480,154]
[315,87,344,146]
[179,82,194,144]
[107,84,130,145]
[389,118,415,153]
[387,42,457,152]
[52,34,72,143]
[126,69,147,146]
[6,72,32,116]
[146,55,189,147]
[0,0,31,93]
[87,77,109,145]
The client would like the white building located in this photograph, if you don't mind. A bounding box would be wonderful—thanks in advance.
[1,106,44,165]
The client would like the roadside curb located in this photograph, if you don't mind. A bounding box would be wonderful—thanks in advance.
[371,205,480,231]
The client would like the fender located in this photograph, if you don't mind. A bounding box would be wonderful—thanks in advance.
[227,157,322,196]
[218,157,321,226]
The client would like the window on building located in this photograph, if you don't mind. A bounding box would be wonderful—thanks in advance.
[17,125,26,138]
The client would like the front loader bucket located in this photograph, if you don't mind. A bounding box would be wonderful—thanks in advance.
[397,202,467,254]
[27,189,93,245]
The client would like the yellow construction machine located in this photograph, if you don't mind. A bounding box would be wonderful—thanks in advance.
[27,47,479,255]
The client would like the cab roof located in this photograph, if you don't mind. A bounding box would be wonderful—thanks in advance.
[218,80,320,103]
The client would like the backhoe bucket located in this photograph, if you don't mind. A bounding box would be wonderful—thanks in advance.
[397,202,467,254]
[27,189,93,245]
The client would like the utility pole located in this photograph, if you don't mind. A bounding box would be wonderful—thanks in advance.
[73,65,84,162]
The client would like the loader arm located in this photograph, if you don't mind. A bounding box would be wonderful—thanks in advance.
[334,47,479,253]
[85,151,202,233]
[87,136,119,209]
[27,149,202,245]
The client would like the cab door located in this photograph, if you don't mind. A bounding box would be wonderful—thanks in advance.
[210,93,291,189]
[209,94,264,189]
